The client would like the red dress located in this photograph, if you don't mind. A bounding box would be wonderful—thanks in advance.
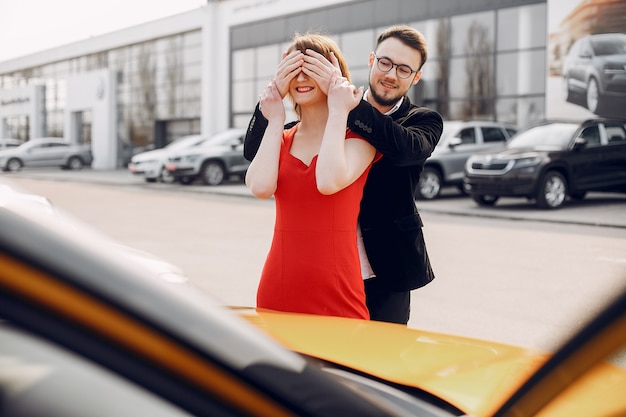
[256,124,377,319]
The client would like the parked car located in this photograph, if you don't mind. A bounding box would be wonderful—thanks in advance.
[165,128,248,185]
[1,179,625,417]
[464,118,626,209]
[128,134,210,183]
[562,33,626,115]
[0,138,24,150]
[415,120,517,200]
[0,137,92,172]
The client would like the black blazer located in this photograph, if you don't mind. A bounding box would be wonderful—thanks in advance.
[244,96,443,291]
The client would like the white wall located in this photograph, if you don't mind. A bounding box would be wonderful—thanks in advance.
[66,69,117,169]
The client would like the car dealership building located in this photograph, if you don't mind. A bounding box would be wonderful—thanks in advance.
[0,0,618,169]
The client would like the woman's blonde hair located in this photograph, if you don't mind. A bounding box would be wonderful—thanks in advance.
[286,32,350,118]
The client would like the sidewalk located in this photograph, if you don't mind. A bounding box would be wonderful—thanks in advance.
[5,167,626,229]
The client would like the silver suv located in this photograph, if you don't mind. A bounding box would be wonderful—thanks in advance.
[415,120,517,200]
[165,128,248,185]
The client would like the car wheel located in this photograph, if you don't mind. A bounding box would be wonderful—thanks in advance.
[67,156,85,170]
[472,194,499,206]
[415,167,442,200]
[586,78,601,114]
[145,177,158,183]
[6,158,23,172]
[200,161,226,186]
[536,171,567,209]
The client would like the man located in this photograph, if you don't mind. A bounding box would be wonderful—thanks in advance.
[244,25,443,325]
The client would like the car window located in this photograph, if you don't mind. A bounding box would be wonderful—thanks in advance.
[606,123,626,144]
[508,123,579,150]
[457,128,476,145]
[580,126,601,146]
[481,127,507,143]
[591,36,626,56]
[506,128,517,138]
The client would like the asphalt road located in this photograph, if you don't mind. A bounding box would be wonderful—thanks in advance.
[3,168,626,352]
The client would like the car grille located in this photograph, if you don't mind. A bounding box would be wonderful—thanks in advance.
[470,160,510,171]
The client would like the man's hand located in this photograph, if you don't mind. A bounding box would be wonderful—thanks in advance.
[302,49,342,95]
[259,80,286,123]
[273,50,304,98]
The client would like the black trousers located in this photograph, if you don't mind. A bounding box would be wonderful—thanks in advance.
[364,277,410,325]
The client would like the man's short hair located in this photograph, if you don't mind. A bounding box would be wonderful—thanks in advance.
[376,25,428,70]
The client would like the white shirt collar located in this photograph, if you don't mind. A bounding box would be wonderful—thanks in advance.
[364,89,404,115]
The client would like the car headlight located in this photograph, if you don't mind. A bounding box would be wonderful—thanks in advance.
[512,156,542,170]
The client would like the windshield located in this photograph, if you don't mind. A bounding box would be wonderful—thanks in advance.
[507,123,578,150]
[199,131,242,148]
[591,35,626,56]
[166,136,203,150]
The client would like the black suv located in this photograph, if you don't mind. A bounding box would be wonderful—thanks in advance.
[464,118,626,209]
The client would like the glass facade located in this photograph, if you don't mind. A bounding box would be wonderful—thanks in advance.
[231,2,547,128]
[1,0,547,166]
[0,30,203,164]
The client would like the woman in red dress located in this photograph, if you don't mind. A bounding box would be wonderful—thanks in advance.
[245,33,378,319]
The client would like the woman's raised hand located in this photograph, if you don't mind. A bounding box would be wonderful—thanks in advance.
[272,50,304,98]
[302,49,342,95]
[326,73,364,114]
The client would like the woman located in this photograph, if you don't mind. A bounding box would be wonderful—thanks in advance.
[246,33,378,319]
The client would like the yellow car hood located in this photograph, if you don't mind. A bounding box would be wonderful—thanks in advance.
[235,307,547,417]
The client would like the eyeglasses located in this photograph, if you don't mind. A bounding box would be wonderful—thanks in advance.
[373,54,418,79]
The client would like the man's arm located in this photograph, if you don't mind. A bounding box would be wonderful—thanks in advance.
[347,100,443,166]
[243,103,268,161]
[244,103,298,161]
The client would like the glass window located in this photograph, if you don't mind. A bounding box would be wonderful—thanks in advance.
[340,29,374,69]
[481,127,507,143]
[233,49,254,81]
[450,12,495,57]
[605,124,626,143]
[458,128,476,144]
[232,80,255,113]
[256,44,281,80]
[497,4,547,51]
[580,126,601,146]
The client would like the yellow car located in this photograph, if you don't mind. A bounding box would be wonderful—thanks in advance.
[1,180,625,417]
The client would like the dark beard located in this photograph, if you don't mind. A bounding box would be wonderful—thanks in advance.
[368,84,402,107]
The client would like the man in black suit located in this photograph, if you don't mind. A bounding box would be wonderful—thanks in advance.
[244,25,443,325]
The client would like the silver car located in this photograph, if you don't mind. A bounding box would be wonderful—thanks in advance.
[165,128,248,185]
[0,137,93,172]
[128,134,210,183]
[562,33,626,115]
[415,120,518,200]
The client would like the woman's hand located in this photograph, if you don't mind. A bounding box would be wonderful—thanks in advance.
[326,73,364,114]
[272,50,304,98]
[302,49,342,95]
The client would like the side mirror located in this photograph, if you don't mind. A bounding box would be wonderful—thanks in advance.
[448,137,462,148]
